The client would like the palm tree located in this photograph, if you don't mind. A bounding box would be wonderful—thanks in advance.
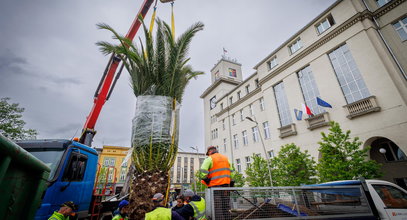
[97,18,204,219]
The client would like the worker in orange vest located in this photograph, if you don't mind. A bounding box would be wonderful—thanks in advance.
[199,146,234,220]
[199,146,234,187]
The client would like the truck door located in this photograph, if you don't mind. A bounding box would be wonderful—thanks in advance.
[50,148,95,218]
[371,184,407,219]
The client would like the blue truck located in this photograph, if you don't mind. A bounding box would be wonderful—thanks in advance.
[16,139,99,219]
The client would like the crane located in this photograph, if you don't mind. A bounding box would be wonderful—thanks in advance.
[79,0,174,146]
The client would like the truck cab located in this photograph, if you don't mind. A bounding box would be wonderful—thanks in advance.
[16,139,98,220]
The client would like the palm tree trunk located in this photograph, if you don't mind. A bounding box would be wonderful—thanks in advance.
[128,95,179,219]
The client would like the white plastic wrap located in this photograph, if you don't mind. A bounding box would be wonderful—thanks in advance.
[130,95,180,171]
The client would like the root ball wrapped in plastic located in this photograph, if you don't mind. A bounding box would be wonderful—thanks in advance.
[131,95,179,173]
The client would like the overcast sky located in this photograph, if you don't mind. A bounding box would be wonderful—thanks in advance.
[0,0,336,153]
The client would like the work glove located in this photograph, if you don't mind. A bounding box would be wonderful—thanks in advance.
[203,177,211,185]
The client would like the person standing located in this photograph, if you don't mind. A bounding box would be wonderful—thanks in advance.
[145,193,184,220]
[175,189,206,220]
[199,146,234,220]
[171,195,185,211]
[48,201,77,220]
[112,200,129,220]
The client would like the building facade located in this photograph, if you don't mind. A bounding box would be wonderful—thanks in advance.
[169,151,206,191]
[97,145,131,194]
[201,0,407,187]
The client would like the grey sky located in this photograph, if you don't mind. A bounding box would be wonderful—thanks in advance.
[0,0,335,153]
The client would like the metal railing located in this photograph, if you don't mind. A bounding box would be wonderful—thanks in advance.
[205,185,374,219]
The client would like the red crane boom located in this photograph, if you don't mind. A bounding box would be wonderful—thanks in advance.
[79,0,160,146]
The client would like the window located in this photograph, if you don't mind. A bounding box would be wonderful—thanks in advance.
[103,158,110,166]
[229,68,237,77]
[236,159,242,173]
[274,82,293,126]
[233,134,239,148]
[316,14,334,34]
[259,98,265,111]
[329,44,370,104]
[376,0,392,7]
[255,79,259,88]
[267,56,278,70]
[108,170,113,181]
[252,126,259,143]
[184,157,188,183]
[220,103,224,110]
[229,97,233,105]
[121,158,128,167]
[62,153,88,182]
[190,158,195,183]
[237,91,241,99]
[222,119,225,130]
[249,104,254,116]
[177,157,181,183]
[267,150,275,158]
[372,184,407,208]
[263,121,270,139]
[240,109,244,121]
[109,158,116,166]
[393,17,407,41]
[223,138,227,152]
[245,156,251,168]
[298,66,324,115]
[210,96,216,110]
[378,140,407,162]
[119,167,127,181]
[242,130,248,146]
[232,114,236,125]
[289,38,302,54]
[246,85,250,94]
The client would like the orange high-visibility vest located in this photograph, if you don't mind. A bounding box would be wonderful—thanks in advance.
[207,153,231,187]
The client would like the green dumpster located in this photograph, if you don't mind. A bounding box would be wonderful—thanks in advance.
[0,134,50,220]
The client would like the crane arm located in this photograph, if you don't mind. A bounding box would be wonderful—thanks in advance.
[79,0,156,146]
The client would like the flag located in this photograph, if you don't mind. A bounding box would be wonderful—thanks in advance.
[294,109,303,120]
[223,47,228,53]
[317,97,332,108]
[302,103,314,116]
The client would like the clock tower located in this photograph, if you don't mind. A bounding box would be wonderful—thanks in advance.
[200,56,243,149]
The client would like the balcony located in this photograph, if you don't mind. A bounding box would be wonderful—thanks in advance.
[305,112,330,130]
[344,96,380,119]
[278,123,297,138]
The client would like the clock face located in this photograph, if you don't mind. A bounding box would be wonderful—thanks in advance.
[210,96,216,109]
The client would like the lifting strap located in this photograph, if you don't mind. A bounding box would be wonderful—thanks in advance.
[171,1,175,38]
[149,6,157,35]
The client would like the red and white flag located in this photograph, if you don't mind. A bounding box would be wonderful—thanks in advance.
[302,103,313,116]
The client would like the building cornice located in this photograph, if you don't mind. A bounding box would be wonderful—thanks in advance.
[200,77,240,98]
[253,0,342,69]
[373,0,406,19]
[210,58,242,72]
[259,9,374,86]
[216,72,258,102]
[215,87,261,117]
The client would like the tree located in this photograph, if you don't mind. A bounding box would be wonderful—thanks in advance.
[0,97,37,140]
[97,18,204,219]
[272,143,317,186]
[231,166,245,187]
[317,121,382,182]
[245,154,273,187]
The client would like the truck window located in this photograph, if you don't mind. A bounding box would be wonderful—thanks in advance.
[62,153,88,182]
[28,149,64,181]
[373,184,407,208]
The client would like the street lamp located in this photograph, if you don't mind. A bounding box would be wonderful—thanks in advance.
[246,116,273,187]
[190,146,199,192]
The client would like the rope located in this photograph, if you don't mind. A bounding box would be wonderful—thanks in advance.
[149,7,157,36]
[171,1,175,39]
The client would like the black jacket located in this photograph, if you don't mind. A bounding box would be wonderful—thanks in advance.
[175,195,202,220]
